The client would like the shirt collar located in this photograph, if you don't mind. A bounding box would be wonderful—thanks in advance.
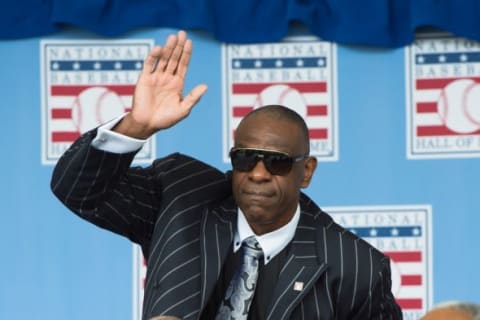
[234,205,300,265]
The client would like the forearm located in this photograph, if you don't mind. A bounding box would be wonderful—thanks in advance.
[50,129,212,246]
[51,129,137,212]
[50,129,151,242]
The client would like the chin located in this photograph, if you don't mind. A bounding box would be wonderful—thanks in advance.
[247,213,279,227]
[243,208,272,224]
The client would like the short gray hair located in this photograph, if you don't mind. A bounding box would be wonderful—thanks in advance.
[432,301,480,319]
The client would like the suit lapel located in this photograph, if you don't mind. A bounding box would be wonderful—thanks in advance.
[266,196,328,320]
[199,197,237,309]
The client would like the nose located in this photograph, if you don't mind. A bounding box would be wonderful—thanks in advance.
[248,159,272,181]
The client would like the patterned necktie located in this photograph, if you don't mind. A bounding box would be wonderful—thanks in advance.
[216,236,264,320]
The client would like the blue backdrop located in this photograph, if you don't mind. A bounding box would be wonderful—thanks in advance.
[0,26,479,319]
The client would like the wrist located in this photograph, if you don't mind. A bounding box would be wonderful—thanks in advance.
[112,113,155,139]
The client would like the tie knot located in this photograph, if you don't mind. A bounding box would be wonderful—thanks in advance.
[243,236,263,258]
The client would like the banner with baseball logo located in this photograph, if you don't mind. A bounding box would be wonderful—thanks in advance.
[406,35,480,159]
[328,205,433,320]
[40,39,155,165]
[222,36,338,162]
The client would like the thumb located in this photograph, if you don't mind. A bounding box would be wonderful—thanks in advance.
[181,84,208,112]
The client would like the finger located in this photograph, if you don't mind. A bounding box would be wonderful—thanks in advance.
[165,30,187,74]
[176,39,192,80]
[142,46,162,74]
[180,84,208,112]
[154,33,179,73]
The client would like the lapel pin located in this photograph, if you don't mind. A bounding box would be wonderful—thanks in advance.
[293,281,304,291]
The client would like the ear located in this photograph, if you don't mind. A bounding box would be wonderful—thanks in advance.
[300,156,317,188]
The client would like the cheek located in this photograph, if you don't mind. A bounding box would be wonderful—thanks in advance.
[274,178,298,198]
[275,173,304,199]
[293,167,307,187]
[231,172,245,196]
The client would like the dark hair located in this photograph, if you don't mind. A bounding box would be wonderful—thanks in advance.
[239,105,310,154]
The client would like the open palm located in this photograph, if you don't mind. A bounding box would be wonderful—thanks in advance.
[116,31,207,139]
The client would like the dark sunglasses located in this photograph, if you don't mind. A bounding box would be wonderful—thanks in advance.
[229,148,309,176]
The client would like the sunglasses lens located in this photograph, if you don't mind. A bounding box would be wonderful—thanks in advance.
[230,149,258,172]
[265,154,292,175]
[230,149,294,175]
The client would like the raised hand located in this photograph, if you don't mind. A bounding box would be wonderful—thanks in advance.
[114,30,208,139]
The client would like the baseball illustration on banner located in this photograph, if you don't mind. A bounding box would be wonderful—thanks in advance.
[253,84,308,117]
[437,79,480,134]
[71,86,125,133]
[463,81,480,126]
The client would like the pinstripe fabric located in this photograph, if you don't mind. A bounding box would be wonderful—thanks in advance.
[51,129,403,320]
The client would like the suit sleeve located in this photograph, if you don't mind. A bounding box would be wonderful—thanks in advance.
[353,256,403,320]
[50,129,180,249]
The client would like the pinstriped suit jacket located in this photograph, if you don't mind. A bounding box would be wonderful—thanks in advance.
[51,130,402,320]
